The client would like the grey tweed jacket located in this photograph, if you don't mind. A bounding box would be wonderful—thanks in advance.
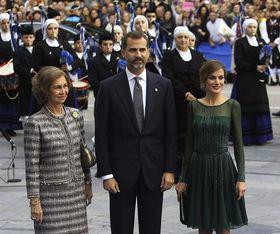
[24,106,91,198]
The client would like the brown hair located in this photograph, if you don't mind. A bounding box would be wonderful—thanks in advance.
[122,31,149,49]
[32,66,72,105]
[199,60,227,89]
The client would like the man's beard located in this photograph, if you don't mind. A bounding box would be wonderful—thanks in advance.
[130,58,145,69]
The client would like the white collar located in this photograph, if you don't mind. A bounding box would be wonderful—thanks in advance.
[176,47,192,62]
[126,67,147,82]
[76,51,83,59]
[25,46,33,53]
[246,35,258,47]
[113,43,121,52]
[46,38,59,47]
[1,31,11,42]
[104,53,111,62]
[148,27,156,38]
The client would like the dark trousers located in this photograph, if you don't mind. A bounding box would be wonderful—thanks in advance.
[109,172,163,234]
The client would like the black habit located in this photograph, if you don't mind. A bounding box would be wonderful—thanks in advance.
[234,37,269,113]
[161,48,206,180]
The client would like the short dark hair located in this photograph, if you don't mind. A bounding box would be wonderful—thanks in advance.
[122,31,149,49]
[199,60,227,89]
[32,66,72,105]
[99,32,114,44]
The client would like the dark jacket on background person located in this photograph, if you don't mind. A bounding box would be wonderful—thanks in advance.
[13,46,35,116]
[161,48,206,180]
[87,50,118,97]
[161,48,206,133]
[95,70,177,191]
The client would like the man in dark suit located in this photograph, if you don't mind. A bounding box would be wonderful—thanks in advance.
[95,31,177,234]
[87,33,118,97]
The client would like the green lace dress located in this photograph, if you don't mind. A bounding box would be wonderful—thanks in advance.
[179,99,248,230]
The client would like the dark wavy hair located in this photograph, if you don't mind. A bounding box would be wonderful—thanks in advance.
[199,60,227,89]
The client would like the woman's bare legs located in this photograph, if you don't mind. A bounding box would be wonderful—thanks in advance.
[215,229,230,234]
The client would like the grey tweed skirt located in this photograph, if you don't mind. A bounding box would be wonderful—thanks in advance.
[34,179,88,234]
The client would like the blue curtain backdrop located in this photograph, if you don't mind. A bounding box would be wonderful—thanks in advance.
[197,42,232,72]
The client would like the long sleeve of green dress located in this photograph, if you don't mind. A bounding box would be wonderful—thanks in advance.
[231,100,245,182]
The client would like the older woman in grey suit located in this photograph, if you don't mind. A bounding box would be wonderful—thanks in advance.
[24,66,92,233]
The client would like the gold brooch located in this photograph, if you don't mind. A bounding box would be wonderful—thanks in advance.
[72,111,79,119]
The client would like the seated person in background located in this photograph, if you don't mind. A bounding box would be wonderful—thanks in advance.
[206,11,233,47]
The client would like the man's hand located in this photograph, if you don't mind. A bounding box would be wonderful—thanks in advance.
[175,182,187,202]
[84,183,93,206]
[103,178,120,194]
[257,65,266,73]
[31,201,43,224]
[160,172,175,192]
[209,39,215,48]
[236,181,246,200]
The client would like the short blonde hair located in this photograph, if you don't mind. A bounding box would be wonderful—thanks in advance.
[32,66,72,105]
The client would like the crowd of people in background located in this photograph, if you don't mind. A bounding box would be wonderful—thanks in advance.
[0,0,279,233]
[0,0,278,144]
[1,0,279,48]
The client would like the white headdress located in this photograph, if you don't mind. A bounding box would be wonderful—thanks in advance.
[173,26,190,38]
[242,18,258,35]
[43,18,59,40]
[133,15,148,32]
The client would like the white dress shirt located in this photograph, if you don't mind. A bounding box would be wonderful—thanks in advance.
[206,18,226,43]
[104,53,112,62]
[101,68,147,181]
[26,46,33,54]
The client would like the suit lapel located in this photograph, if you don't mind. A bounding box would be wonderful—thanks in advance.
[22,47,34,66]
[116,71,139,132]
[101,54,112,68]
[144,71,158,129]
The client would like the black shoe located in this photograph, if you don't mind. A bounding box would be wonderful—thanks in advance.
[272,111,280,117]
[6,129,17,136]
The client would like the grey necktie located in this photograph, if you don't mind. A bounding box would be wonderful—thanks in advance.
[133,77,144,131]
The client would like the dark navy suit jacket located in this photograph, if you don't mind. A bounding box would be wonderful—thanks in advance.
[95,70,177,191]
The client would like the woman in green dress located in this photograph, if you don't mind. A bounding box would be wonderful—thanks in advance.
[176,60,248,234]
